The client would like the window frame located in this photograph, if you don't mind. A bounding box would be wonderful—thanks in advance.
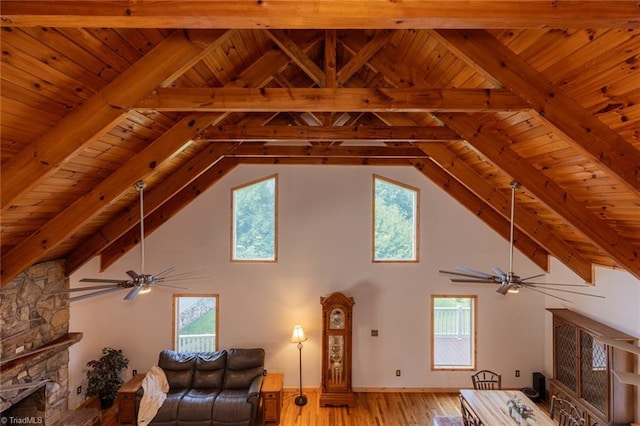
[173,293,219,353]
[372,174,419,263]
[230,174,278,262]
[430,294,477,371]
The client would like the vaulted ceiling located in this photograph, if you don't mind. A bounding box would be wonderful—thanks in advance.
[1,1,639,288]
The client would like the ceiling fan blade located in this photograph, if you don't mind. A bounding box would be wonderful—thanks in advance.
[126,270,140,280]
[439,270,498,281]
[153,283,190,289]
[79,278,127,284]
[124,285,143,301]
[524,281,593,287]
[520,285,573,303]
[156,269,207,280]
[496,283,511,295]
[49,284,120,294]
[449,278,496,283]
[493,267,506,277]
[153,266,176,278]
[455,266,495,279]
[69,287,124,302]
[520,273,545,281]
[525,284,605,299]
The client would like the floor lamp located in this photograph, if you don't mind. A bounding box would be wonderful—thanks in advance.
[290,325,308,406]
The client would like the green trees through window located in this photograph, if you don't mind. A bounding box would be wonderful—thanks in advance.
[232,175,277,261]
[373,175,418,261]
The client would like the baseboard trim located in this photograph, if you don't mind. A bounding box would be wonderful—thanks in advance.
[282,386,462,393]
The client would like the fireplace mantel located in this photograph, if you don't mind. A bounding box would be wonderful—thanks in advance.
[1,332,83,373]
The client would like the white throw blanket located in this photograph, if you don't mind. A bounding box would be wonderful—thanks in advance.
[137,365,169,425]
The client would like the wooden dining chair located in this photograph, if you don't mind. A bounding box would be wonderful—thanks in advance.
[471,369,502,390]
[459,394,483,426]
[550,395,585,426]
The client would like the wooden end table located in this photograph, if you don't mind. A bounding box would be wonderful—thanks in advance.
[261,373,283,425]
[117,373,145,425]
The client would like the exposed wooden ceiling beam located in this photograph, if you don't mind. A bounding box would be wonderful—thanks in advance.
[225,144,429,158]
[415,143,594,283]
[0,29,231,214]
[136,88,529,112]
[266,29,326,87]
[100,158,240,271]
[411,158,550,273]
[336,30,395,87]
[440,113,640,281]
[373,112,555,277]
[432,29,640,193]
[2,1,638,29]
[197,125,463,142]
[65,141,236,274]
[325,30,337,89]
[0,113,222,286]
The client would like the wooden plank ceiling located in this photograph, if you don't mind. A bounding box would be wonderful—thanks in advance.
[1,1,639,287]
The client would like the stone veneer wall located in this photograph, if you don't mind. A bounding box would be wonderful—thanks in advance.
[0,260,71,425]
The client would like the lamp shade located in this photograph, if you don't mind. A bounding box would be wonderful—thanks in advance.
[290,325,308,344]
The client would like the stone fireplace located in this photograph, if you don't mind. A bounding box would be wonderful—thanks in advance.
[0,260,81,425]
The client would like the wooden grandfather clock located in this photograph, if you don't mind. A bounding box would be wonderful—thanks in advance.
[319,292,355,407]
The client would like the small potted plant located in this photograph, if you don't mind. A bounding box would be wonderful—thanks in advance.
[85,347,129,409]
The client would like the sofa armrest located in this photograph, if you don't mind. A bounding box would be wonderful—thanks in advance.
[246,374,264,404]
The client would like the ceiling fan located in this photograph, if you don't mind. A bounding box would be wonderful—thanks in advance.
[439,181,604,303]
[52,181,206,302]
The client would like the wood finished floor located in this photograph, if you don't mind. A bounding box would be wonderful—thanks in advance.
[101,391,463,426]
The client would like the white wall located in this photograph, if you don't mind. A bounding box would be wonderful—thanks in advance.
[68,165,638,411]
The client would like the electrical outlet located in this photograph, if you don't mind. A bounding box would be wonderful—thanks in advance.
[515,370,520,377]
[395,369,401,377]
[371,329,378,336]
[76,386,82,395]
[132,369,138,376]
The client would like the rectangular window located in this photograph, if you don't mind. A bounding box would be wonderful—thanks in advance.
[232,175,277,261]
[173,294,218,352]
[431,295,476,370]
[373,175,419,262]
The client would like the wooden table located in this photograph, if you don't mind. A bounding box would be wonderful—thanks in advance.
[460,389,556,426]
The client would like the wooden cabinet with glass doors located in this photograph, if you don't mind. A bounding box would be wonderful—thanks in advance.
[548,308,635,425]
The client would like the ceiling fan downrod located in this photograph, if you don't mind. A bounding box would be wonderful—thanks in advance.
[507,180,520,293]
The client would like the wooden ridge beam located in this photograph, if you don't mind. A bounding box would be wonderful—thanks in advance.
[432,29,640,193]
[136,88,529,112]
[440,113,640,281]
[0,29,231,213]
[198,125,463,142]
[0,113,219,286]
[2,1,638,29]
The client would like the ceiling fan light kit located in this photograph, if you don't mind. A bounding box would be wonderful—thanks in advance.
[439,181,603,303]
[51,181,206,302]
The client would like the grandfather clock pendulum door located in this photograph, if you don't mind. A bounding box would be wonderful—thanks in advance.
[319,292,355,407]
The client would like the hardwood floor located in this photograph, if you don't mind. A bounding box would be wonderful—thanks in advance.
[100,391,462,426]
